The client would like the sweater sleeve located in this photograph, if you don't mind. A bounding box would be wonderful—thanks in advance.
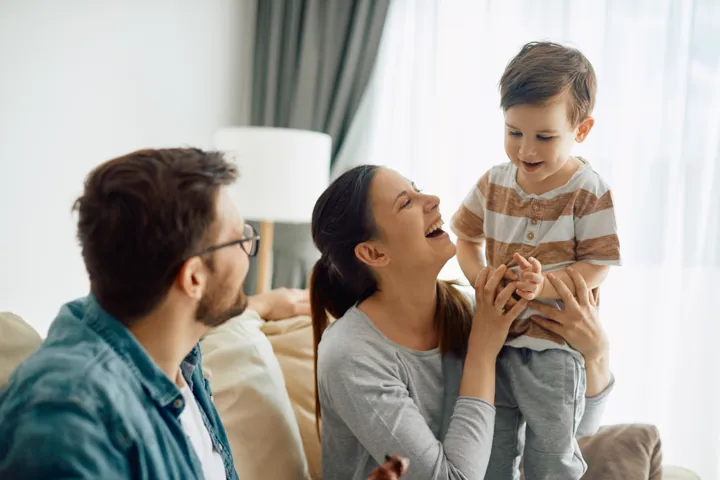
[320,350,495,480]
[577,375,615,438]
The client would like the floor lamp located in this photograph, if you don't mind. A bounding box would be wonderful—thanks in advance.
[214,127,332,294]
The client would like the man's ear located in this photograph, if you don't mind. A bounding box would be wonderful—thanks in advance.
[354,241,390,269]
[575,116,595,143]
[176,256,207,301]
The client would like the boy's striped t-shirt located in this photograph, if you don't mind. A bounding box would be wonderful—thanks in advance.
[451,158,621,356]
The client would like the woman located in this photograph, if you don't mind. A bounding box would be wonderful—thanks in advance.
[310,165,613,479]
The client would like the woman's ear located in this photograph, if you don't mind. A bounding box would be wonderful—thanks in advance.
[575,116,595,143]
[354,241,390,269]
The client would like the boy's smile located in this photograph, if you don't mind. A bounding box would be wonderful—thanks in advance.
[519,160,544,173]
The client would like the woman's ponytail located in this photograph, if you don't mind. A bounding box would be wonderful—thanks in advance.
[309,164,381,437]
[435,280,474,358]
[310,255,365,436]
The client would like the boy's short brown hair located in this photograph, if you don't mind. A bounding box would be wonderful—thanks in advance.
[499,41,597,126]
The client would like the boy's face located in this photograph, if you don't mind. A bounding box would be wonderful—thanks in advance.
[504,92,593,188]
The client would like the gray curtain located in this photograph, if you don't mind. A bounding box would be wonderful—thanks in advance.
[244,0,390,294]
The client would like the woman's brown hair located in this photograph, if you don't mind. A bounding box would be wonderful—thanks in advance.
[309,165,473,435]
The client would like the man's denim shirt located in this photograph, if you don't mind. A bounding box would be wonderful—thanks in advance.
[0,295,239,479]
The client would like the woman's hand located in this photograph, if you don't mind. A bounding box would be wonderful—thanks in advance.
[471,265,528,359]
[528,267,608,362]
[368,455,409,479]
[460,266,528,402]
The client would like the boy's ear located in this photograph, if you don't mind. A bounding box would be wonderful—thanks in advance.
[575,116,595,143]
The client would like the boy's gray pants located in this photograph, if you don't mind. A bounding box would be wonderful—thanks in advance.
[485,347,587,480]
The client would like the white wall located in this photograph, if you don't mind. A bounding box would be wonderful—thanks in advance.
[0,0,255,335]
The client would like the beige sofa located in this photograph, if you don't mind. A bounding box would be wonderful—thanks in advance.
[1,310,701,479]
[199,311,702,480]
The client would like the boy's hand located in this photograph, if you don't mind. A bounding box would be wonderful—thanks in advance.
[513,253,544,300]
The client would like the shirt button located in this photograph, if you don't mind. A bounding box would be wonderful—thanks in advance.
[218,444,224,452]
[174,399,184,409]
[532,204,539,212]
[531,219,538,225]
[527,232,535,240]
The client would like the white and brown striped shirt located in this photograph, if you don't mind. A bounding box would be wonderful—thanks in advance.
[451,158,621,356]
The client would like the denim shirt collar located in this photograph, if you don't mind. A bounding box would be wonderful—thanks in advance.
[83,295,197,410]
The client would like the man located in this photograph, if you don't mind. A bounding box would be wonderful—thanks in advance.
[0,148,249,478]
[0,147,407,480]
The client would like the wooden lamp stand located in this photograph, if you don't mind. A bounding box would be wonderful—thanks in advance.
[255,220,274,294]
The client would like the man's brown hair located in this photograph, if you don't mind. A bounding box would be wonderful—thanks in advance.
[499,41,597,126]
[72,148,238,324]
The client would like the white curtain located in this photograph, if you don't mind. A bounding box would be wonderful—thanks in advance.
[335,0,720,477]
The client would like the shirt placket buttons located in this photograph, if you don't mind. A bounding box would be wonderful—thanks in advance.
[527,202,540,245]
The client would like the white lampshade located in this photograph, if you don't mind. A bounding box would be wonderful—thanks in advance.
[214,126,332,223]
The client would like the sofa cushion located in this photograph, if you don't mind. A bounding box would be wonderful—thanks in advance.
[578,423,663,479]
[261,315,322,480]
[0,312,43,388]
[200,311,310,480]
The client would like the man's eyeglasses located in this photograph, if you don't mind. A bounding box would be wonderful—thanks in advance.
[194,223,260,258]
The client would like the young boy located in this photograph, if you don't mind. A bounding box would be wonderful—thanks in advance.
[451,42,621,479]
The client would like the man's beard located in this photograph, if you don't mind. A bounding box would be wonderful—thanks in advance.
[195,276,248,328]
